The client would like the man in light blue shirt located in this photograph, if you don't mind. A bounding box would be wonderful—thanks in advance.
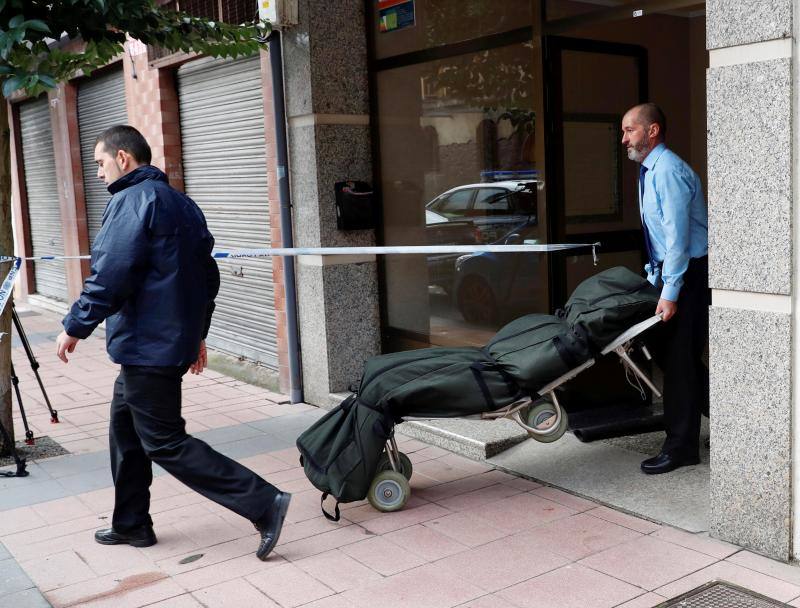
[622,103,709,475]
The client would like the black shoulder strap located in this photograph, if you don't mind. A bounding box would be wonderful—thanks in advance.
[321,492,341,522]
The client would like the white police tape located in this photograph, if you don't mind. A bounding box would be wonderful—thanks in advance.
[0,241,600,318]
[0,257,21,324]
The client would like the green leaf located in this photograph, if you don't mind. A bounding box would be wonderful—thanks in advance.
[21,19,49,33]
[38,74,56,88]
[2,74,23,97]
[8,15,23,28]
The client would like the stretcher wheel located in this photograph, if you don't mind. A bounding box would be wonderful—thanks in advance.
[368,470,410,512]
[526,400,569,443]
[377,452,413,480]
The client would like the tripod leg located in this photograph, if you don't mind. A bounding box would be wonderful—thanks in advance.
[0,415,28,478]
[10,362,34,445]
[12,306,59,423]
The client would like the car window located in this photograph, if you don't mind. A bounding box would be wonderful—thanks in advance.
[474,188,510,215]
[437,189,473,218]
[513,187,537,214]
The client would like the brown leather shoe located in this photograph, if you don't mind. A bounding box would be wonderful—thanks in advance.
[94,525,157,547]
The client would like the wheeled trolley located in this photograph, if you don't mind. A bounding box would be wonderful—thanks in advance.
[367,314,663,513]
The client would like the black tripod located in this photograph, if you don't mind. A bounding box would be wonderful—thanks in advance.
[9,304,59,446]
[0,415,28,477]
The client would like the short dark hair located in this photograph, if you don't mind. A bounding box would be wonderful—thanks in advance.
[633,103,667,138]
[95,125,152,165]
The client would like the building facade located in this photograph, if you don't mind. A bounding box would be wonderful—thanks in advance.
[8,0,800,561]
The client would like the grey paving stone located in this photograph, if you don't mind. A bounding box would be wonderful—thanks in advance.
[215,434,294,460]
[0,463,54,487]
[0,558,35,597]
[0,479,70,511]
[0,587,52,607]
[56,469,114,494]
[195,423,265,446]
[0,542,10,561]
[38,450,110,477]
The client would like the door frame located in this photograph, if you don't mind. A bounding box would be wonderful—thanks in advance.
[543,35,649,309]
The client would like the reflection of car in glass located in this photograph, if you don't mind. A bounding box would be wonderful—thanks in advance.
[425,180,539,244]
[453,218,541,326]
[425,209,478,294]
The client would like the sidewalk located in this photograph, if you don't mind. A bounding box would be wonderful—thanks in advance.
[2,307,800,608]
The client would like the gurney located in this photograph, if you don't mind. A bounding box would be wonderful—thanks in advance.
[297,267,665,517]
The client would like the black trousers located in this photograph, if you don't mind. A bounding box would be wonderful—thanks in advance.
[109,365,279,532]
[650,256,710,458]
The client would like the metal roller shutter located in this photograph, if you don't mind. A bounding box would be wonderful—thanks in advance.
[78,68,128,244]
[19,97,68,301]
[177,55,278,369]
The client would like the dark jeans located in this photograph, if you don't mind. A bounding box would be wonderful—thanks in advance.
[650,256,710,458]
[109,365,279,532]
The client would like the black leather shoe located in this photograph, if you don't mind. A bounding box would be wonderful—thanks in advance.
[641,452,700,475]
[94,525,157,547]
[255,492,292,561]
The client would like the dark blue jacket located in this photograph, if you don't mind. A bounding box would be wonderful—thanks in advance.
[63,165,220,366]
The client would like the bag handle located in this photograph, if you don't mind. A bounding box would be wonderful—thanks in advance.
[321,492,341,522]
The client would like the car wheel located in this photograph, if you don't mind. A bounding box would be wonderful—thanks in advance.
[458,276,498,325]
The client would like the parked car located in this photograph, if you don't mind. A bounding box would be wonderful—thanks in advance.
[453,218,543,325]
[425,209,478,294]
[424,180,539,244]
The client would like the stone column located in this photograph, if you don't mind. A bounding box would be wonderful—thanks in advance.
[282,1,381,405]
[706,0,793,560]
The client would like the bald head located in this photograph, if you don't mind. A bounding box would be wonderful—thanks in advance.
[621,103,667,163]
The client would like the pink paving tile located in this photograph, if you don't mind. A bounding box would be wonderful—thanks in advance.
[275,524,373,561]
[435,483,522,511]
[652,526,741,560]
[280,515,349,544]
[499,563,641,608]
[586,506,662,534]
[295,549,383,592]
[66,534,155,576]
[59,437,108,453]
[340,535,427,576]
[579,535,718,591]
[149,492,208,517]
[246,562,334,607]
[790,597,800,607]
[458,594,520,608]
[517,512,642,561]
[302,595,359,608]
[435,532,569,593]
[171,512,245,547]
[727,550,800,586]
[480,469,543,491]
[0,505,46,536]
[191,578,279,607]
[435,453,494,474]
[414,472,503,502]
[21,550,97,592]
[147,593,204,608]
[4,516,110,561]
[384,524,469,561]
[468,492,577,533]
[151,503,212,527]
[44,569,171,608]
[145,594,204,607]
[655,561,800,603]
[531,486,598,512]
[71,579,186,608]
[135,525,199,562]
[412,459,477,484]
[341,562,485,608]
[616,593,669,608]
[157,536,256,576]
[422,511,510,548]
[359,501,451,535]
[172,552,286,592]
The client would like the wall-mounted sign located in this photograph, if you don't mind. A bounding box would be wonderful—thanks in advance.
[378,0,415,33]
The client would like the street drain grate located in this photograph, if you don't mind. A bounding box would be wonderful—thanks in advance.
[657,581,791,607]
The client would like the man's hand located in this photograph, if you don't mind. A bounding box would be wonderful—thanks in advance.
[190,340,207,375]
[56,331,80,363]
[656,298,678,322]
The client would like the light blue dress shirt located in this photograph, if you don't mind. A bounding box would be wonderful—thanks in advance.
[639,143,708,302]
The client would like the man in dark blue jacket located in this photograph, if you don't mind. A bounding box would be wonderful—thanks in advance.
[56,125,290,561]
